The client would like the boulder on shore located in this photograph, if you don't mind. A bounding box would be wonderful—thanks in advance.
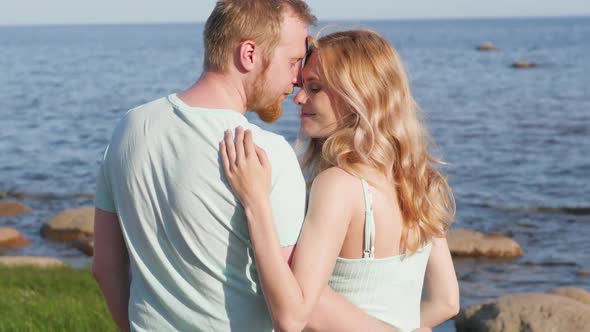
[456,292,590,332]
[447,229,523,258]
[72,237,94,256]
[41,207,94,242]
[512,61,538,69]
[548,287,590,306]
[0,227,31,249]
[477,43,498,51]
[0,256,66,268]
[0,201,32,217]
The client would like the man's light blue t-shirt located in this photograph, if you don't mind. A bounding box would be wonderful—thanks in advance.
[95,94,306,331]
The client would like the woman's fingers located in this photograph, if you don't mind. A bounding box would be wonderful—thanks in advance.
[220,141,231,176]
[224,129,236,165]
[243,130,255,158]
[255,145,270,170]
[234,127,245,163]
[223,127,265,173]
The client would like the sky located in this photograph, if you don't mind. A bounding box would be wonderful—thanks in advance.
[0,0,589,26]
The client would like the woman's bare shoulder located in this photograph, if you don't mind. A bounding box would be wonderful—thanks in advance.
[313,167,360,187]
[309,167,363,202]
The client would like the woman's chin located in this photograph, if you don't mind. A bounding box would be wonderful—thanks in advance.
[304,132,326,139]
[300,126,315,138]
[300,123,329,139]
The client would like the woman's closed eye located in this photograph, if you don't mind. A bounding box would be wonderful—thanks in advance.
[304,83,321,94]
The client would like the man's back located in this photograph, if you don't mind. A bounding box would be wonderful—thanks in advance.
[95,94,306,331]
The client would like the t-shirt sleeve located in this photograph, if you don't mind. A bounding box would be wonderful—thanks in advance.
[268,140,307,247]
[94,146,116,213]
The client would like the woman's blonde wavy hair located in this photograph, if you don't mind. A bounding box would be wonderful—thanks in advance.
[298,30,456,253]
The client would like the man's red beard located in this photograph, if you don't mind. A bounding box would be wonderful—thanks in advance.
[250,93,283,123]
[247,69,294,123]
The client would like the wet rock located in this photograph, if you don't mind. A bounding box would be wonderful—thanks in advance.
[0,201,32,217]
[548,287,590,306]
[0,227,30,249]
[447,229,523,258]
[512,61,538,69]
[477,43,497,51]
[0,256,65,268]
[456,293,590,332]
[72,237,94,256]
[41,207,94,241]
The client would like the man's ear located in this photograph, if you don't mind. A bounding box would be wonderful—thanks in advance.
[237,40,257,72]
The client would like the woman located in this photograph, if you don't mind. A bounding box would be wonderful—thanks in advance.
[220,30,459,332]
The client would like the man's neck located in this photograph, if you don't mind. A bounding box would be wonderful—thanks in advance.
[177,71,248,114]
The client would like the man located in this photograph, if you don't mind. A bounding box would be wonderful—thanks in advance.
[92,1,405,331]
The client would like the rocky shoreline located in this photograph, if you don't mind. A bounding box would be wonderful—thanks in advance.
[1,200,588,331]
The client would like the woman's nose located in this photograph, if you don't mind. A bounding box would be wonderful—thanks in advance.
[294,88,308,106]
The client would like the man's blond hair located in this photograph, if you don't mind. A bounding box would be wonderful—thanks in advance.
[203,0,316,72]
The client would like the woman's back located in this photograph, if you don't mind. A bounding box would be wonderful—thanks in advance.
[338,166,404,259]
[328,167,431,331]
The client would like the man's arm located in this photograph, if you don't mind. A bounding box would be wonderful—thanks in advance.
[92,208,131,332]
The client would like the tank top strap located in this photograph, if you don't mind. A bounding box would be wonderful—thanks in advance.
[360,178,376,259]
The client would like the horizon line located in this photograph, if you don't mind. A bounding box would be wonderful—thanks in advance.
[1,13,588,28]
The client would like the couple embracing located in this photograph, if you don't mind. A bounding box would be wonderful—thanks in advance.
[93,1,459,331]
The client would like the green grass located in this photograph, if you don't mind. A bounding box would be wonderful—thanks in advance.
[0,266,117,332]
